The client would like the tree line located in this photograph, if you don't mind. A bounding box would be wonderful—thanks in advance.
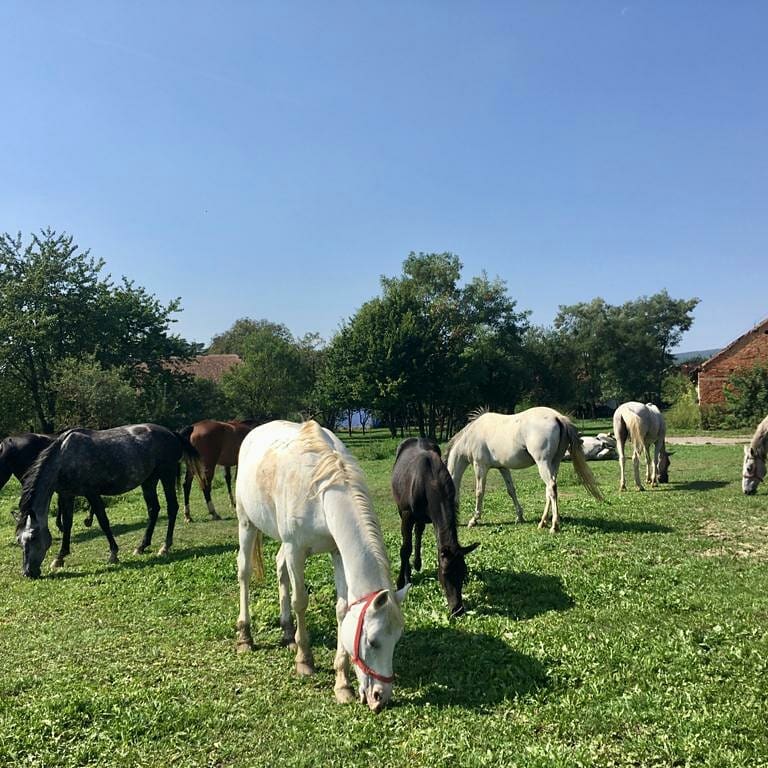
[0,230,703,438]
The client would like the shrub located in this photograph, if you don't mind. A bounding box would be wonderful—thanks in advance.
[723,364,768,428]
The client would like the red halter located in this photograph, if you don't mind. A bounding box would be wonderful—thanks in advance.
[348,590,394,684]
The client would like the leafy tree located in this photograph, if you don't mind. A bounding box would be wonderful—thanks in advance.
[208,318,293,355]
[52,355,137,430]
[0,230,193,430]
[723,365,768,428]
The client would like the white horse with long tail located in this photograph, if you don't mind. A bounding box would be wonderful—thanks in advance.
[235,420,409,712]
[445,407,603,533]
[742,414,768,495]
[612,402,670,491]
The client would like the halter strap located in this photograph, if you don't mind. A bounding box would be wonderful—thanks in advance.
[348,590,393,684]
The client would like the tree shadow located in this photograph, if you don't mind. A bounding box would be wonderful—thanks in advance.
[396,627,547,709]
[671,480,730,492]
[472,569,574,619]
[566,516,673,534]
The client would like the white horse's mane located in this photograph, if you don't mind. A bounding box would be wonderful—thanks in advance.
[750,415,768,457]
[298,421,391,579]
[446,406,491,457]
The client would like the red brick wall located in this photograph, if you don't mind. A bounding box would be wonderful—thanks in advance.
[698,325,768,405]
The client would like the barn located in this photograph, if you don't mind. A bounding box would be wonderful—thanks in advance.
[698,317,768,406]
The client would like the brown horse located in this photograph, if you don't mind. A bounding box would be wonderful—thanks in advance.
[180,419,257,521]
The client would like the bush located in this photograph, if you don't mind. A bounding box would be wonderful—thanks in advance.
[700,404,727,430]
[665,389,701,430]
[723,364,768,428]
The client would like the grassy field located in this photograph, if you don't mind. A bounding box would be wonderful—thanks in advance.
[1,436,767,767]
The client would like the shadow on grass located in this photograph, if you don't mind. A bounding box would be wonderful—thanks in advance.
[70,519,148,543]
[396,626,547,708]
[473,569,574,619]
[567,516,673,534]
[671,480,731,492]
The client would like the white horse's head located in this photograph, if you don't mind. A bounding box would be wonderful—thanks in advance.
[341,585,410,712]
[743,446,766,495]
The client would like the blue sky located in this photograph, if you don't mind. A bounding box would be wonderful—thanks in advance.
[1,2,766,351]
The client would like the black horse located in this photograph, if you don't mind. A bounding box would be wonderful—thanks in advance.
[15,423,204,578]
[391,437,478,617]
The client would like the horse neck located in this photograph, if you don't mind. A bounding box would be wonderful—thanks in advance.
[751,417,768,457]
[425,476,459,549]
[323,488,393,600]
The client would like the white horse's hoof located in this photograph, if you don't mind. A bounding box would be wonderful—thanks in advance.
[467,517,478,528]
[296,661,315,677]
[335,686,355,704]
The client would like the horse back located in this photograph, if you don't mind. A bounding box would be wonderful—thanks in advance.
[392,441,454,525]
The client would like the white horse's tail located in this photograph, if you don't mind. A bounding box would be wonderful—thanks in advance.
[252,528,265,581]
[560,418,604,502]
[621,409,647,456]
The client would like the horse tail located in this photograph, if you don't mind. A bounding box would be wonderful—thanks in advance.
[178,424,194,442]
[17,433,67,529]
[559,418,604,502]
[622,409,646,456]
[175,430,206,492]
[252,528,265,582]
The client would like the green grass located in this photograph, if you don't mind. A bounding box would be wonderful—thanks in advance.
[1,442,767,767]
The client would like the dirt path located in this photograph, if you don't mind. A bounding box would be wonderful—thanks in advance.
[666,435,750,445]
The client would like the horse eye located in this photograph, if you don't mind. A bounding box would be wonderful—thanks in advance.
[367,639,379,650]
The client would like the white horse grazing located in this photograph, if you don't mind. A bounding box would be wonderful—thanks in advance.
[445,407,603,533]
[612,402,670,491]
[743,414,768,495]
[235,420,409,712]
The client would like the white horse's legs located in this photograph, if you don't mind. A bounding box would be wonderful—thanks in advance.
[467,462,488,527]
[283,544,315,676]
[498,468,524,523]
[644,444,654,485]
[535,462,560,533]
[236,516,257,652]
[331,552,355,704]
[276,545,296,648]
[650,443,660,486]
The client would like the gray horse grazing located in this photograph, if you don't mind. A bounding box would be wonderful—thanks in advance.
[612,402,670,491]
[445,407,603,533]
[742,414,768,495]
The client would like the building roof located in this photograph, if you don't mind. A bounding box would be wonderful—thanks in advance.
[700,316,768,370]
[172,354,242,382]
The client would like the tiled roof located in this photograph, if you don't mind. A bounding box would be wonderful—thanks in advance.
[700,317,768,370]
[171,354,242,382]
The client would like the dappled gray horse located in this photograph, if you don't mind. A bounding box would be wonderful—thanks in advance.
[612,402,670,491]
[15,424,204,578]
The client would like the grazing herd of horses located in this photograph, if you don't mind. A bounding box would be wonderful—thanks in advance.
[3,400,764,710]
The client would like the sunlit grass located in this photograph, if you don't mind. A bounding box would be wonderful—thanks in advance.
[1,442,767,766]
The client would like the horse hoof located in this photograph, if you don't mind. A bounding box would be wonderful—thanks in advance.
[467,518,478,528]
[157,545,169,556]
[107,553,119,565]
[133,546,147,556]
[50,558,64,570]
[636,486,645,492]
[211,513,222,521]
[335,686,356,704]
[296,661,315,677]
[184,516,192,524]
[236,638,254,653]
[83,517,93,528]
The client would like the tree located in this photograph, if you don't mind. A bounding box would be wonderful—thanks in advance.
[0,230,193,430]
[723,365,768,428]
[208,318,293,355]
[219,321,314,420]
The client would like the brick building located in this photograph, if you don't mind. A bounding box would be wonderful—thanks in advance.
[698,317,768,406]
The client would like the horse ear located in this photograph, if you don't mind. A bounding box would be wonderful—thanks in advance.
[373,590,389,610]
[394,583,411,605]
[461,542,480,556]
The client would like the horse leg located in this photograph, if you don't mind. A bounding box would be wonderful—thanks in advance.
[615,418,628,491]
[499,467,524,523]
[397,513,414,589]
[134,478,161,555]
[236,516,257,652]
[332,551,355,704]
[224,466,236,509]
[203,465,221,520]
[535,462,560,534]
[183,465,194,522]
[413,519,425,572]
[51,494,74,569]
[644,444,654,485]
[276,544,296,648]
[467,462,488,527]
[650,443,659,487]
[632,443,644,491]
[158,469,179,555]
[283,544,315,676]
[88,494,119,564]
[83,503,94,528]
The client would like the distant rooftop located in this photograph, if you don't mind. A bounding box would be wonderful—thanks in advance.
[170,354,242,382]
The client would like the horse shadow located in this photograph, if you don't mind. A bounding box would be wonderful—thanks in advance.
[565,516,673,534]
[88,543,237,574]
[670,480,730,492]
[70,520,148,544]
[472,569,574,619]
[396,627,547,709]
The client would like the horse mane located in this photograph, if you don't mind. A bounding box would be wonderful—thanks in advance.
[16,434,67,530]
[298,420,391,579]
[445,406,490,458]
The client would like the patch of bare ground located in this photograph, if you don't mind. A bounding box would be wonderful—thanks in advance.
[698,517,768,559]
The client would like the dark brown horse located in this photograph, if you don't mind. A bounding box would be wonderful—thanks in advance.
[392,437,478,617]
[179,419,257,521]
